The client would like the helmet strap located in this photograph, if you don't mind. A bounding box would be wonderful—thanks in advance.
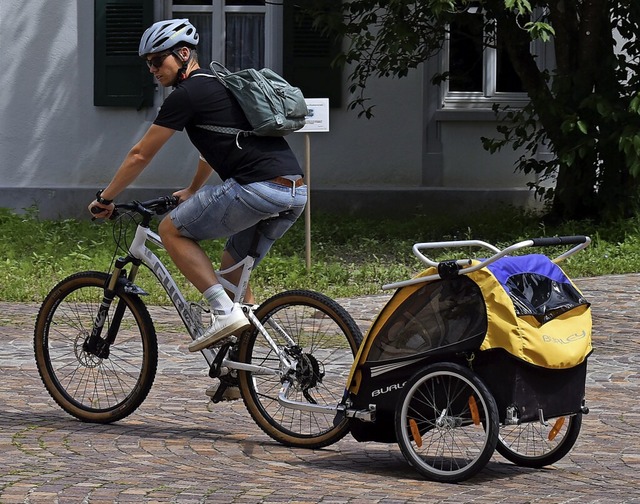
[172,47,191,84]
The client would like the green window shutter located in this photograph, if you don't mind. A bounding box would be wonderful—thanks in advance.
[94,0,153,108]
[283,2,342,108]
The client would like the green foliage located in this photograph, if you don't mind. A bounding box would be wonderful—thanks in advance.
[2,207,640,305]
[523,21,555,42]
[505,0,531,11]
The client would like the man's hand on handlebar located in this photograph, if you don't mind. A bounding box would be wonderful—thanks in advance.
[172,187,195,204]
[88,200,115,219]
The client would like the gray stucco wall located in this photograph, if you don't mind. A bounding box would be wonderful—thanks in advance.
[1,0,537,220]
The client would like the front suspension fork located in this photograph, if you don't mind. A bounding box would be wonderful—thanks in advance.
[83,258,139,358]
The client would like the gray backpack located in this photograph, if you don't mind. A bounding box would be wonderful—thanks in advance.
[196,61,308,148]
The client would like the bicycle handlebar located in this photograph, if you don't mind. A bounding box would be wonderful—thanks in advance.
[91,196,179,220]
[113,196,179,217]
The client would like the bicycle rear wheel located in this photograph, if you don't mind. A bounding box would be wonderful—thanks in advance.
[34,271,157,423]
[237,290,362,448]
[497,413,582,467]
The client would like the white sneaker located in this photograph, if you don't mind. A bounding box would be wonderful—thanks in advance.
[206,382,241,401]
[188,304,250,352]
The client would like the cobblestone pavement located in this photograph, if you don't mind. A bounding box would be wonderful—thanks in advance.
[1,274,639,503]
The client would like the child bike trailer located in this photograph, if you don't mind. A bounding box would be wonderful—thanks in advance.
[343,237,592,482]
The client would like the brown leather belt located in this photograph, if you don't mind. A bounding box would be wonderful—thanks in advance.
[269,176,305,188]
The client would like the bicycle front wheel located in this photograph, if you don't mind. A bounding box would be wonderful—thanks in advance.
[34,271,158,423]
[238,290,363,449]
[497,413,582,467]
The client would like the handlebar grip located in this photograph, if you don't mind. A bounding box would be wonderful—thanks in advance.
[90,205,119,220]
[530,236,588,247]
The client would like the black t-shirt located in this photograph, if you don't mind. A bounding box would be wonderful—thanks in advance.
[153,69,302,183]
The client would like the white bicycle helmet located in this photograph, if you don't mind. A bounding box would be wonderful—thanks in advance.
[139,19,199,56]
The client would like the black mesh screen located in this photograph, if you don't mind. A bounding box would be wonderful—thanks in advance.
[367,277,487,362]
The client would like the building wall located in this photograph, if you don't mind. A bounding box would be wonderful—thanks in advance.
[0,0,537,220]
[287,72,424,187]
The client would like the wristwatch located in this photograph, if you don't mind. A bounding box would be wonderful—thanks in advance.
[96,190,113,205]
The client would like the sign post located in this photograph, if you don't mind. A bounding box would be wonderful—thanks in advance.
[297,98,330,270]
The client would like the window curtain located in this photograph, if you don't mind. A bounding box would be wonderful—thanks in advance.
[225,14,264,71]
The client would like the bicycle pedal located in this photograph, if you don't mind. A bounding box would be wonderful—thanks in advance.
[205,375,242,404]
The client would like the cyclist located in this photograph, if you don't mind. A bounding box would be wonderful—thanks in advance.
[88,19,307,398]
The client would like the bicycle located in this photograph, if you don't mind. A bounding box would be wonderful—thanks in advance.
[34,196,363,448]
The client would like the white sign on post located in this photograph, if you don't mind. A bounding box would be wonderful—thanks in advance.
[297,98,330,270]
[299,98,330,133]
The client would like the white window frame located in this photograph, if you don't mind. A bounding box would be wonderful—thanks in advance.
[165,0,282,71]
[441,6,538,110]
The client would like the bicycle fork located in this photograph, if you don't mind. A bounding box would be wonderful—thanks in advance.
[83,257,142,359]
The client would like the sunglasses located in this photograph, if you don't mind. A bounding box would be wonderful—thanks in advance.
[145,52,172,69]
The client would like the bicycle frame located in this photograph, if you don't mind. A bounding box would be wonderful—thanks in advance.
[130,226,204,340]
[121,221,295,374]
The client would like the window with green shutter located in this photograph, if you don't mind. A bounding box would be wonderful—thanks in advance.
[283,2,342,108]
[94,0,154,108]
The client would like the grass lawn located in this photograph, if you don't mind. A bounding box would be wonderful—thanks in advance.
[2,205,640,304]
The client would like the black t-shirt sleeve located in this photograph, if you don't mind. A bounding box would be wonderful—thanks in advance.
[153,87,194,131]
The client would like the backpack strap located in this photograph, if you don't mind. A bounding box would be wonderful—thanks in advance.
[209,61,231,86]
[196,124,243,135]
[190,72,252,148]
[196,124,252,149]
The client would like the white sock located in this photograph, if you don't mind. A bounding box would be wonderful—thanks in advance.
[203,284,234,315]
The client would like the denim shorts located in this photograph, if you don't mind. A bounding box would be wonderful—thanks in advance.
[170,178,307,265]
